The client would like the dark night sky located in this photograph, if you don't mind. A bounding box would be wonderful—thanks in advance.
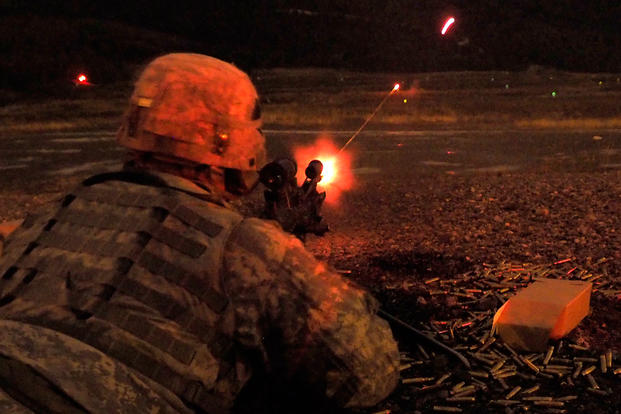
[1,1,620,93]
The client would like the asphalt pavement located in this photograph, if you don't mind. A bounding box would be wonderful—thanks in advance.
[1,128,620,193]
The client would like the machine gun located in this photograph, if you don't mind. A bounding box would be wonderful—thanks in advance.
[259,158,329,239]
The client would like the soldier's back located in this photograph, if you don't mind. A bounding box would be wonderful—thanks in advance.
[0,170,250,413]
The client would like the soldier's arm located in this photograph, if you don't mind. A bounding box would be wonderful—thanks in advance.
[224,218,400,408]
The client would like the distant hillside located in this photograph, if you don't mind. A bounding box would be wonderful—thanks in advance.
[0,16,205,97]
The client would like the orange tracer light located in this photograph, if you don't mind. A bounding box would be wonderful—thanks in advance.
[441,17,456,35]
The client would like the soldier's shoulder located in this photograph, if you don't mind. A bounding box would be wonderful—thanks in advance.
[226,217,304,264]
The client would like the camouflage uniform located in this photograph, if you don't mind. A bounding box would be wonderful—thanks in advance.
[0,169,400,413]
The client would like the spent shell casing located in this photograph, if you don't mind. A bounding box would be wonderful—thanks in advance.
[606,350,613,368]
[568,343,589,351]
[505,386,521,399]
[452,385,475,395]
[551,357,573,364]
[495,370,517,379]
[435,373,452,384]
[497,378,510,390]
[574,357,598,363]
[470,378,488,390]
[534,401,565,407]
[469,370,489,379]
[417,344,430,360]
[538,372,554,379]
[511,354,525,367]
[425,277,440,284]
[600,354,607,373]
[581,365,596,376]
[614,368,621,375]
[490,400,520,406]
[451,382,465,392]
[555,395,578,402]
[543,346,555,365]
[412,384,445,395]
[522,396,553,401]
[479,337,496,352]
[545,365,572,370]
[587,388,609,396]
[402,377,435,384]
[452,388,476,398]
[522,357,540,373]
[490,360,506,373]
[503,343,518,357]
[399,363,412,371]
[586,374,599,389]
[433,406,462,412]
[522,385,540,394]
[446,397,476,403]
[371,411,391,414]
[572,362,583,379]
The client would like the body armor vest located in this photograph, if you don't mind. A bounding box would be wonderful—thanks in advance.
[0,171,245,413]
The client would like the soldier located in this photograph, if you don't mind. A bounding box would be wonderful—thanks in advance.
[0,53,400,413]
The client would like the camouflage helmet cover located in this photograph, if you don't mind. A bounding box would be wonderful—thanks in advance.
[117,53,266,171]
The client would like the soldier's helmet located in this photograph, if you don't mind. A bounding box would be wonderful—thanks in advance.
[117,53,266,180]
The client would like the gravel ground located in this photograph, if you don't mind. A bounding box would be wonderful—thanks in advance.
[298,169,621,414]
